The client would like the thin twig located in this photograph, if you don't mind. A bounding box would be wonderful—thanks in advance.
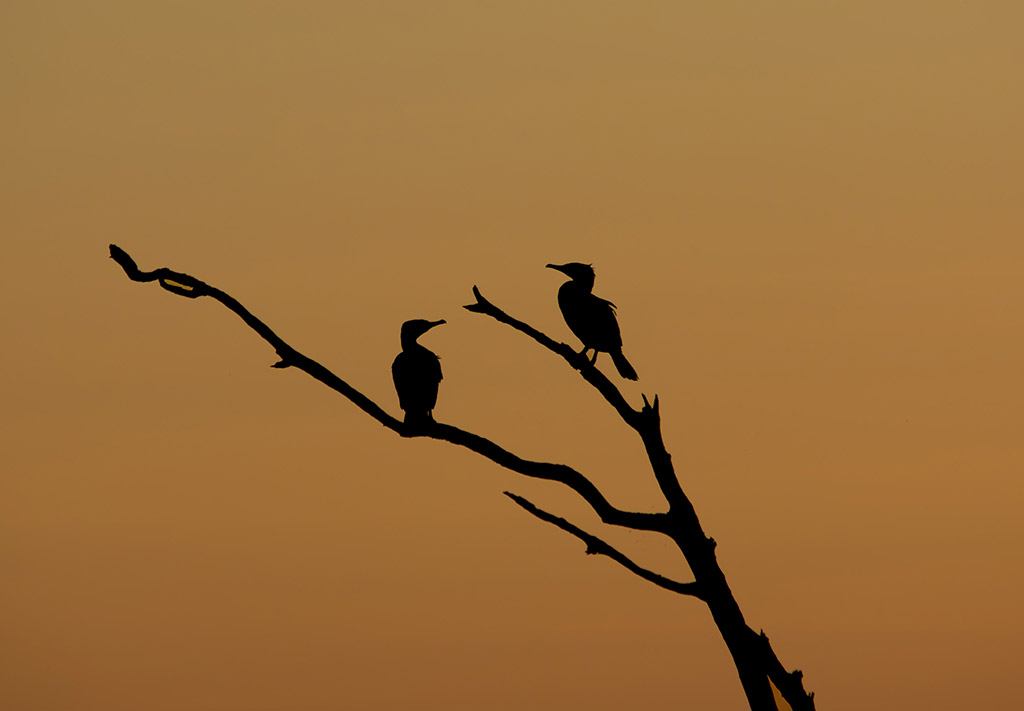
[504,492,704,599]
[464,286,644,428]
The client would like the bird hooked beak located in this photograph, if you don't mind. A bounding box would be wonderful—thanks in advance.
[546,262,594,281]
[400,318,446,348]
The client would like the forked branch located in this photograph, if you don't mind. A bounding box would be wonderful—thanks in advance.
[464,286,644,428]
[109,244,665,534]
[505,492,704,599]
[111,244,815,711]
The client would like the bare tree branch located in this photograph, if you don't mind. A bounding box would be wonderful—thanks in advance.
[505,492,705,599]
[109,244,666,535]
[464,284,689,512]
[111,244,816,711]
[759,631,817,711]
[462,278,815,711]
[110,244,400,426]
[431,424,667,532]
[464,286,644,428]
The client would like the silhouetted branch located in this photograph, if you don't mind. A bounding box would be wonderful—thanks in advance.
[432,424,668,533]
[505,492,705,599]
[110,245,399,426]
[759,631,816,711]
[111,245,815,711]
[464,286,643,428]
[463,281,815,711]
[464,285,688,510]
[109,245,666,535]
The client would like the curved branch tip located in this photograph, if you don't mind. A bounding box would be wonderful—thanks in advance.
[109,244,140,277]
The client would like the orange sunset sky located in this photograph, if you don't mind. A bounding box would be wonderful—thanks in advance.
[3,2,1023,709]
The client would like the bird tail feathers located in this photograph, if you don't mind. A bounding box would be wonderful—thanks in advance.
[611,350,638,381]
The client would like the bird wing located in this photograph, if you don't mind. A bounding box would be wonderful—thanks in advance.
[392,349,443,412]
[584,294,623,349]
[427,352,443,383]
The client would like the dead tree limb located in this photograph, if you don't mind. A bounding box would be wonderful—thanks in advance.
[504,492,705,599]
[463,283,815,711]
[109,244,667,536]
[110,245,815,710]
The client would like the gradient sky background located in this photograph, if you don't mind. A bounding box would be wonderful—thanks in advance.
[3,2,1023,709]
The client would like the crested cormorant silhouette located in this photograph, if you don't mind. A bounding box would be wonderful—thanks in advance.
[546,262,638,381]
[392,318,446,425]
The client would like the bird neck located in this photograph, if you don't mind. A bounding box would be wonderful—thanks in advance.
[401,334,421,351]
[569,273,595,292]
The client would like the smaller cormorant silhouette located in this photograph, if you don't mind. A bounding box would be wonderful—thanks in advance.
[392,318,446,425]
[546,262,638,381]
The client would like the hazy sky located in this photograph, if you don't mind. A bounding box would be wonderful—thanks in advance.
[3,2,1023,709]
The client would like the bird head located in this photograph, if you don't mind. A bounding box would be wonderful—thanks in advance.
[400,318,446,348]
[546,262,595,287]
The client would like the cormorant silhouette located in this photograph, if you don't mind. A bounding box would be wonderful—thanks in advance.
[546,263,638,380]
[392,319,446,425]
